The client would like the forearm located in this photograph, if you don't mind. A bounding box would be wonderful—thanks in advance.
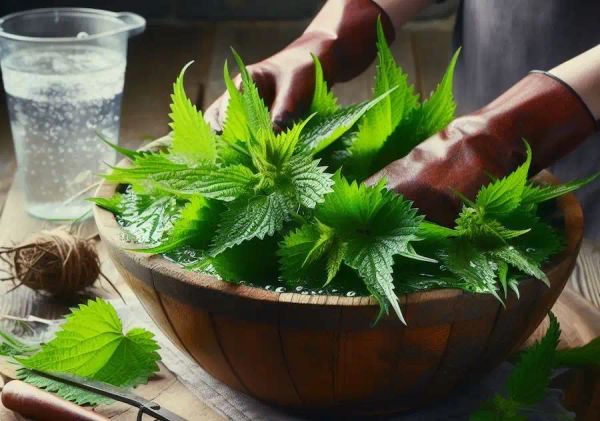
[276,0,394,83]
[372,0,432,30]
[550,44,600,120]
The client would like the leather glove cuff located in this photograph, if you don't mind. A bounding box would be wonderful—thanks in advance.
[477,71,597,174]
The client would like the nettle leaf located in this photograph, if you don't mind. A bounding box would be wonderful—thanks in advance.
[264,118,313,170]
[300,90,395,154]
[522,171,600,206]
[278,223,334,285]
[104,152,188,186]
[196,237,280,284]
[142,195,221,254]
[169,62,218,163]
[470,314,563,420]
[476,142,532,216]
[18,299,160,406]
[416,48,460,138]
[287,154,334,208]
[120,195,179,245]
[507,313,561,406]
[554,336,600,368]
[345,236,406,323]
[221,60,251,143]
[491,245,548,285]
[98,132,144,161]
[0,331,39,357]
[211,192,293,255]
[90,193,123,215]
[309,54,339,116]
[371,49,460,171]
[279,175,426,322]
[345,18,419,180]
[440,240,499,295]
[141,165,257,201]
[231,49,274,146]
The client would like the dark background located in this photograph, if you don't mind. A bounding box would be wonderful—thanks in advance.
[0,0,325,20]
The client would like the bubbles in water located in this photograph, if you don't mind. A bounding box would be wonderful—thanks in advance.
[1,46,125,219]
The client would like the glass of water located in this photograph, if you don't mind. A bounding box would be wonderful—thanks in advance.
[0,8,145,219]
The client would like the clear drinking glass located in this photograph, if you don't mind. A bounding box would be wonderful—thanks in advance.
[0,8,145,219]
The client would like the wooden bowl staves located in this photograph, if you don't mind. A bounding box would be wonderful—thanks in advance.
[94,150,583,415]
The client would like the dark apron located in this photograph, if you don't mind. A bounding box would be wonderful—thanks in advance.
[453,0,600,239]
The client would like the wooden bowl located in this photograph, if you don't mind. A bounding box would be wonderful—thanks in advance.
[94,145,583,415]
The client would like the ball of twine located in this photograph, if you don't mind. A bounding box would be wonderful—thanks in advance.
[0,227,101,298]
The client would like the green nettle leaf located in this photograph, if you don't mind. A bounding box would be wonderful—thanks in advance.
[221,60,251,143]
[18,299,160,406]
[309,54,339,116]
[491,245,548,285]
[212,192,293,255]
[169,62,218,163]
[370,48,460,171]
[475,142,532,217]
[0,331,40,357]
[554,336,600,368]
[279,223,334,284]
[472,314,600,420]
[120,195,179,245]
[279,174,427,322]
[231,49,274,146]
[522,171,600,205]
[470,314,560,420]
[416,47,461,138]
[141,165,257,201]
[345,18,419,180]
[89,193,123,215]
[99,31,599,329]
[287,154,334,208]
[142,195,221,253]
[440,240,499,296]
[300,90,395,154]
[97,132,144,161]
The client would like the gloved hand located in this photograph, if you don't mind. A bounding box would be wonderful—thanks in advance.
[366,71,598,226]
[204,0,394,132]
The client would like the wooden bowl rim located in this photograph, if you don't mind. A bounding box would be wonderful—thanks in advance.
[94,138,584,308]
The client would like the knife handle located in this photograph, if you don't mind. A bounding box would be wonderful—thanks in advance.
[1,380,110,421]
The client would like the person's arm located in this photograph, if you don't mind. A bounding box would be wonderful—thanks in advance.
[550,44,600,120]
[205,0,430,131]
[367,48,600,225]
[371,0,431,31]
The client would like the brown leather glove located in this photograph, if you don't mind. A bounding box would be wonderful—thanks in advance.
[204,0,394,132]
[366,71,598,226]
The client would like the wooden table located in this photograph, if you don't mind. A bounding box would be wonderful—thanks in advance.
[0,18,598,420]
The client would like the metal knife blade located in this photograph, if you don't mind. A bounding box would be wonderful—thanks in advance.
[29,369,187,421]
